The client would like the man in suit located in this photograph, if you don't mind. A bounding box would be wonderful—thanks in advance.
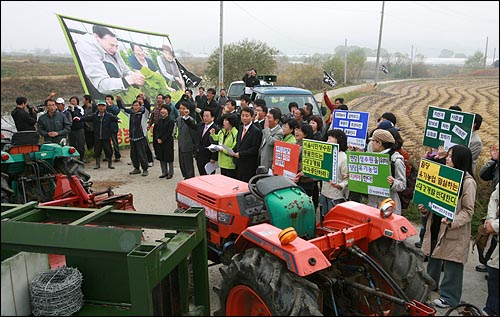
[259,108,284,173]
[186,108,220,175]
[253,99,267,130]
[233,107,263,182]
[202,88,220,122]
[176,102,198,179]
[194,87,207,123]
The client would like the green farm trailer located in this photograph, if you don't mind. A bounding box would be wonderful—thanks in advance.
[1,202,210,316]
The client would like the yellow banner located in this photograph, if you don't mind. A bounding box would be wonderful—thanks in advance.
[415,180,457,207]
[418,160,460,194]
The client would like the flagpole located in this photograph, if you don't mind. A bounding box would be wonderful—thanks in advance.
[374,1,385,87]
[219,1,224,90]
[344,38,347,84]
[410,45,413,78]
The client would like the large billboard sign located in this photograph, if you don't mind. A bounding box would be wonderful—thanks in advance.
[57,15,201,105]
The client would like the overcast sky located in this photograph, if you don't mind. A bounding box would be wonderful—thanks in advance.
[1,1,499,58]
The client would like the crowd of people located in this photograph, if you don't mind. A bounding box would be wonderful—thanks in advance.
[9,78,498,315]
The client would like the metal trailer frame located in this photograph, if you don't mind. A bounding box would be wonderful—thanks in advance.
[1,202,210,316]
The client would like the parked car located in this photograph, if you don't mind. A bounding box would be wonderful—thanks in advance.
[227,81,246,108]
[250,86,326,123]
[227,76,275,109]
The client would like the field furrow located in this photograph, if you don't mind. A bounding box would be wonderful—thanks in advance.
[348,77,499,160]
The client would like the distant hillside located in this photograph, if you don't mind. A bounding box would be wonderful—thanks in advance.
[1,54,207,113]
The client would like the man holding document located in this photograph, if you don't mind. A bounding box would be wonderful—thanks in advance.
[185,108,220,175]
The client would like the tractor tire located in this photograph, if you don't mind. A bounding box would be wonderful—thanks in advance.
[54,157,90,182]
[368,237,436,313]
[214,248,322,316]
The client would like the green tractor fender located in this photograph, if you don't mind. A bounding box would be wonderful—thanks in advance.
[40,143,80,159]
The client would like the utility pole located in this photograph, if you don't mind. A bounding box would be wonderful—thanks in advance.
[218,1,224,90]
[344,38,347,84]
[493,48,496,65]
[374,1,385,86]
[483,36,488,69]
[410,45,413,78]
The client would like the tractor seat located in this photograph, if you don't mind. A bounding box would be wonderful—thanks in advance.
[11,131,40,146]
[8,131,41,154]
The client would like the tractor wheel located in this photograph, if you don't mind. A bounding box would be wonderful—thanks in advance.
[214,248,322,316]
[367,237,436,314]
[54,157,90,182]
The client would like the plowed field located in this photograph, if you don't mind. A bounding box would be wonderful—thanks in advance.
[348,77,499,161]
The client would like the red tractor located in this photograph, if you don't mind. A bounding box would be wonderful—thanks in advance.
[175,173,436,316]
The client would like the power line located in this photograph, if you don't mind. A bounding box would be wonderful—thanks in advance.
[231,1,328,53]
[410,1,498,23]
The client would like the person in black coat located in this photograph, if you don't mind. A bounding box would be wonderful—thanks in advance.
[11,96,37,132]
[202,88,221,122]
[82,101,119,169]
[175,88,196,119]
[233,106,263,182]
[153,105,175,179]
[242,68,260,96]
[186,108,220,175]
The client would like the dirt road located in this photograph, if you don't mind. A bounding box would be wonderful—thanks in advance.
[87,146,488,315]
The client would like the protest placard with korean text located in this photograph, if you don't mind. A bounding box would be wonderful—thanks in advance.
[273,141,300,180]
[347,151,391,197]
[413,158,463,221]
[302,140,339,182]
[423,106,475,151]
[331,110,370,149]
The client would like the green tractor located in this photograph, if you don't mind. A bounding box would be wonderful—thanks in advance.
[1,129,89,203]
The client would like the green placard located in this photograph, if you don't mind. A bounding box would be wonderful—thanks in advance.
[302,140,338,182]
[346,151,391,197]
[413,158,464,221]
[423,106,475,151]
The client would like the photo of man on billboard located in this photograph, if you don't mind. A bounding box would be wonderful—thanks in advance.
[75,24,146,98]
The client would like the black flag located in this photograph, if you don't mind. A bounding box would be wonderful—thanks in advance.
[323,70,337,88]
[381,65,389,74]
[176,59,202,88]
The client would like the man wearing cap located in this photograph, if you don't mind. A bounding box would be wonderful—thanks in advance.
[37,98,71,144]
[379,112,397,127]
[83,100,119,169]
[157,44,185,91]
[366,112,399,152]
[366,129,406,215]
[55,97,73,127]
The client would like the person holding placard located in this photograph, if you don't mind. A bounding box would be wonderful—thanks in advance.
[482,184,499,317]
[320,129,349,217]
[418,145,477,309]
[366,129,406,215]
[294,124,318,210]
[282,118,298,144]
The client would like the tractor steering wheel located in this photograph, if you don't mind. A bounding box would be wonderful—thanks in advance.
[248,173,272,201]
